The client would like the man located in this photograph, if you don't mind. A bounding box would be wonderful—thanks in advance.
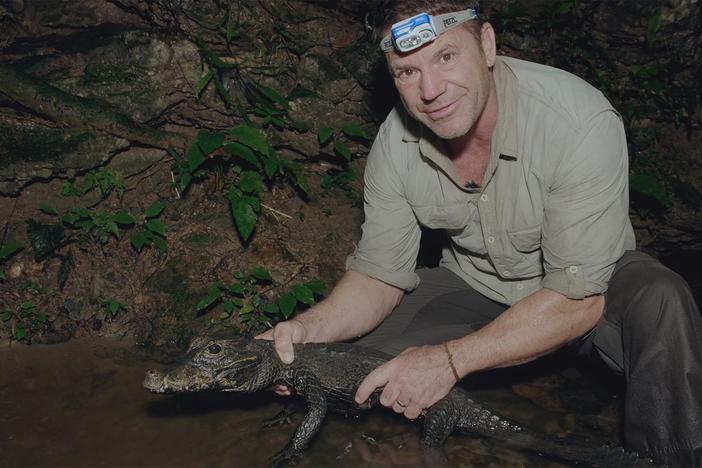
[259,1,702,465]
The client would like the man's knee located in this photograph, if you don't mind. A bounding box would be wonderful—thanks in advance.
[601,254,700,366]
[610,254,698,323]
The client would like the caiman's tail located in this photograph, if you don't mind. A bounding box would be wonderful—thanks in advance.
[423,395,656,467]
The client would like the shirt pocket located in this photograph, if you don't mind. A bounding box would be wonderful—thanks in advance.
[507,224,542,253]
[411,202,472,230]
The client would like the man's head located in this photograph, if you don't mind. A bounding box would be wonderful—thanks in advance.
[374,1,496,142]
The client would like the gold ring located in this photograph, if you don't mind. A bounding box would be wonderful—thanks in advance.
[396,400,407,408]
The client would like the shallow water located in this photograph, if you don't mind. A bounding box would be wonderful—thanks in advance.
[0,339,617,467]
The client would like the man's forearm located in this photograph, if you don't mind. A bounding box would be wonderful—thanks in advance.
[294,269,404,343]
[450,288,605,376]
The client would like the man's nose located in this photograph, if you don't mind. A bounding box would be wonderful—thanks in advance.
[419,72,445,101]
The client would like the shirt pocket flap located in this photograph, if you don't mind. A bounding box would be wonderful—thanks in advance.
[411,203,472,230]
[508,225,542,253]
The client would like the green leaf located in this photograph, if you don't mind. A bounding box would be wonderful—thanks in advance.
[39,204,59,215]
[2,310,13,321]
[230,125,269,154]
[341,123,371,141]
[0,240,23,260]
[304,280,326,296]
[254,83,290,109]
[151,235,168,253]
[263,148,280,179]
[288,120,310,132]
[238,171,265,194]
[318,126,333,146]
[223,301,236,314]
[197,284,222,311]
[186,143,207,172]
[144,200,165,219]
[277,292,297,319]
[290,284,314,305]
[223,142,261,169]
[113,212,136,225]
[227,283,245,295]
[646,8,662,48]
[195,70,214,99]
[235,97,254,127]
[250,266,272,282]
[261,303,279,316]
[34,311,49,323]
[334,141,352,161]
[13,323,26,342]
[229,191,258,241]
[130,231,149,252]
[239,303,254,316]
[197,130,225,155]
[26,220,64,261]
[20,301,36,310]
[107,221,119,238]
[281,160,309,195]
[145,219,166,237]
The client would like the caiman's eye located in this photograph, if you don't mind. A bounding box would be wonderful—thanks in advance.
[207,343,222,354]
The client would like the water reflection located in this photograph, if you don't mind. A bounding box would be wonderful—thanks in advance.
[1,339,611,467]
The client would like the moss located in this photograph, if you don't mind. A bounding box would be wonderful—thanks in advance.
[0,126,91,164]
[81,62,140,86]
[144,256,203,351]
[313,54,351,82]
[183,232,220,249]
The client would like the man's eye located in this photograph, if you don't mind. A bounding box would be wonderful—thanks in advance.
[441,53,453,63]
[396,69,416,81]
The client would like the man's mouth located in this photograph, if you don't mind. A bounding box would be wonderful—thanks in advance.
[424,100,457,120]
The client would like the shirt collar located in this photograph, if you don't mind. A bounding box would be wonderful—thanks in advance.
[491,56,519,161]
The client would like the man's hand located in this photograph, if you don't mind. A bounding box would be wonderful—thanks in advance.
[354,344,457,420]
[257,319,308,364]
[256,319,309,396]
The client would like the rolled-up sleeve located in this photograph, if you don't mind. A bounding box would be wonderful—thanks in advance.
[541,110,632,299]
[345,120,422,291]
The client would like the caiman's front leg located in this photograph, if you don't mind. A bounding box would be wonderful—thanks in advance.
[270,371,327,467]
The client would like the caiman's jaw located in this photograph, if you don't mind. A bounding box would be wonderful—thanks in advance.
[143,367,218,393]
[143,337,268,394]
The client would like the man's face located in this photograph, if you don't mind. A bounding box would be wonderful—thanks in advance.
[385,23,496,140]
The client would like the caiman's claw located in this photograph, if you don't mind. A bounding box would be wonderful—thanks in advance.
[263,403,298,428]
[269,448,297,468]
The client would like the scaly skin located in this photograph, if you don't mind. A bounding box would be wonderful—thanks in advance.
[144,334,655,467]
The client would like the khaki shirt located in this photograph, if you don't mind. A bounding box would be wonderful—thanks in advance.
[346,56,636,305]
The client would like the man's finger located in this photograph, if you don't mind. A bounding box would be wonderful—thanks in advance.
[355,365,390,404]
[379,383,400,407]
[274,325,295,364]
[255,328,274,340]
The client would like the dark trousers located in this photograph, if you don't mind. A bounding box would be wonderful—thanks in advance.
[355,251,702,467]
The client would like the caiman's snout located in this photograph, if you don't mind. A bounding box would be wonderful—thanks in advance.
[143,369,166,393]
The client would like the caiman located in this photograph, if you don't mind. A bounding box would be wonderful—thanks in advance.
[143,333,655,467]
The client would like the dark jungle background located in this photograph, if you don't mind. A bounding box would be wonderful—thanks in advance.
[0,0,700,465]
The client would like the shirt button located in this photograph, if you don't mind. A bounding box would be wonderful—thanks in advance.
[516,283,524,290]
[480,194,489,202]
[487,236,495,244]
[568,265,579,274]
[503,270,511,277]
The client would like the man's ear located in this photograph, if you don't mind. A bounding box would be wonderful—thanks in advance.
[480,22,497,68]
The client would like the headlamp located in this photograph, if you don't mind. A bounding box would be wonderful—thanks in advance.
[379,9,478,53]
